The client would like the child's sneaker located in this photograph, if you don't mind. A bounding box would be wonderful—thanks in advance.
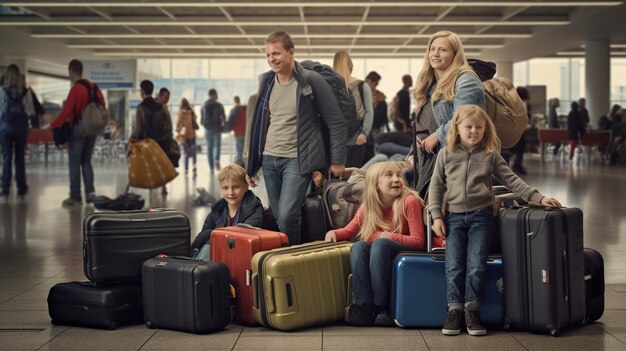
[442,309,464,335]
[373,310,395,327]
[465,311,487,336]
[345,303,374,327]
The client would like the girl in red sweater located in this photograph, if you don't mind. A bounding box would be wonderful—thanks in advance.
[325,161,444,327]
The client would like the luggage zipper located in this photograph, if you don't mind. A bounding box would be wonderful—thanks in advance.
[86,231,189,239]
[520,208,531,329]
[256,242,346,327]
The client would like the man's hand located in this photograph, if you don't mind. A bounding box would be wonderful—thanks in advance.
[329,164,345,178]
[246,174,258,188]
[325,230,337,242]
[432,218,446,237]
[355,133,367,146]
[540,197,562,208]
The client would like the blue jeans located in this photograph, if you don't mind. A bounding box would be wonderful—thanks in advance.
[68,124,96,200]
[445,206,493,311]
[235,136,245,162]
[0,130,27,193]
[350,239,407,308]
[262,155,310,245]
[376,142,410,158]
[205,130,221,169]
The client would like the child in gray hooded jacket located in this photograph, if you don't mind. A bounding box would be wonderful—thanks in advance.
[428,105,561,337]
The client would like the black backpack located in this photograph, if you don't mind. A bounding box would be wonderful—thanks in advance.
[298,60,361,138]
[2,87,28,124]
[143,103,169,142]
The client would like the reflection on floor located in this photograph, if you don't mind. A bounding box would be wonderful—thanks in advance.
[1,154,626,350]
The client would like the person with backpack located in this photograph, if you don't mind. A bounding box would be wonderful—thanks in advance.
[333,50,374,168]
[130,79,176,195]
[392,74,413,133]
[0,64,35,198]
[50,59,106,207]
[201,89,225,172]
[411,31,485,197]
[247,31,347,245]
[175,97,199,178]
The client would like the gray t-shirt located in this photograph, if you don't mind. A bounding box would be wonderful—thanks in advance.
[264,76,298,158]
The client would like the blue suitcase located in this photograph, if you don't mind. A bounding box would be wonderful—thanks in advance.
[391,252,504,328]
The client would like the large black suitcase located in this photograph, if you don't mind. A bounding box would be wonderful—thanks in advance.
[47,281,142,329]
[499,206,586,336]
[142,256,231,334]
[83,209,191,283]
[584,248,605,322]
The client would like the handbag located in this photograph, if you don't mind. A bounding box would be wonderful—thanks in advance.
[53,120,71,146]
[128,138,178,189]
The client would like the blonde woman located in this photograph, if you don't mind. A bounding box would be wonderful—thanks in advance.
[175,98,199,178]
[411,30,486,197]
[333,50,374,167]
[325,161,444,327]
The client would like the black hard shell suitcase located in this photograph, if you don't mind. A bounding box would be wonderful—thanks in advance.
[300,190,329,243]
[499,206,586,335]
[142,256,231,334]
[584,248,605,322]
[83,209,191,283]
[47,281,142,329]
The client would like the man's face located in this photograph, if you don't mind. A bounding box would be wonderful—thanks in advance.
[266,41,294,76]
[160,92,170,105]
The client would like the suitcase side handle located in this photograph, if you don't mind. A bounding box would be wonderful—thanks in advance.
[252,272,259,308]
[264,275,276,313]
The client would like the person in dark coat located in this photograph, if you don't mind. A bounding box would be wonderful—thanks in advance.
[567,101,585,161]
[191,164,264,259]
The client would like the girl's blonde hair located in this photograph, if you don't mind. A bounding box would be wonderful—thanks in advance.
[332,50,354,88]
[359,162,422,241]
[446,105,501,153]
[414,31,476,110]
[3,64,25,92]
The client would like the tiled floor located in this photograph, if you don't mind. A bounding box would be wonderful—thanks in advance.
[1,152,626,350]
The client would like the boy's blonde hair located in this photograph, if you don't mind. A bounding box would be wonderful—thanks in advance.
[332,50,354,88]
[359,162,422,241]
[446,105,501,153]
[414,31,476,111]
[218,164,248,186]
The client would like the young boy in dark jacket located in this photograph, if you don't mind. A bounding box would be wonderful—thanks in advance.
[191,164,264,259]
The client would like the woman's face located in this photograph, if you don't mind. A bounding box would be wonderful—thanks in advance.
[429,37,455,76]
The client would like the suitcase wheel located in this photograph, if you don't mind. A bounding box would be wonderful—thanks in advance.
[503,321,511,331]
[108,322,118,330]
[50,319,59,326]
[550,328,559,337]
[146,321,154,329]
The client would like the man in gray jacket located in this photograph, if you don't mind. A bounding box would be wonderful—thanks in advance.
[247,31,347,244]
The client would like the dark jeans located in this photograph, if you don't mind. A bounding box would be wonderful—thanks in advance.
[445,206,493,311]
[205,130,221,169]
[68,124,96,200]
[350,239,407,308]
[1,130,27,193]
[262,155,310,245]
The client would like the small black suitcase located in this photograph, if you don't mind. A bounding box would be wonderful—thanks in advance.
[584,248,605,322]
[142,256,231,334]
[47,281,142,329]
[301,190,329,243]
[83,209,191,283]
[500,206,586,336]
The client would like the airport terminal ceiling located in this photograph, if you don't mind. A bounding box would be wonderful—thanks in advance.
[1,0,626,76]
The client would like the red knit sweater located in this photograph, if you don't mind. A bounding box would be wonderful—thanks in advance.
[51,80,105,129]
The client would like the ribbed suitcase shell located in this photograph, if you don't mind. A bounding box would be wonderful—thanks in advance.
[83,209,191,283]
[47,281,142,329]
[251,241,352,331]
[584,248,605,322]
[142,256,231,334]
[210,225,289,325]
[500,206,586,335]
[391,252,504,328]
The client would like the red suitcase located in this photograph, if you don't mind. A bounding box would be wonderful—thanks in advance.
[210,224,289,325]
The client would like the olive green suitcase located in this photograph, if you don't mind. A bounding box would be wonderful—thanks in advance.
[251,241,352,331]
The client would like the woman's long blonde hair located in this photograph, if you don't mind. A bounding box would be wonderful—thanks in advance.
[2,64,25,92]
[414,31,475,110]
[358,162,422,241]
[446,105,501,153]
[333,50,354,88]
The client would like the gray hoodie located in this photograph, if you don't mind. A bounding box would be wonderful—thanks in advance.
[428,144,545,220]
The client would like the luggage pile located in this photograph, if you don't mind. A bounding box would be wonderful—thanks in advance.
[46,201,605,336]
